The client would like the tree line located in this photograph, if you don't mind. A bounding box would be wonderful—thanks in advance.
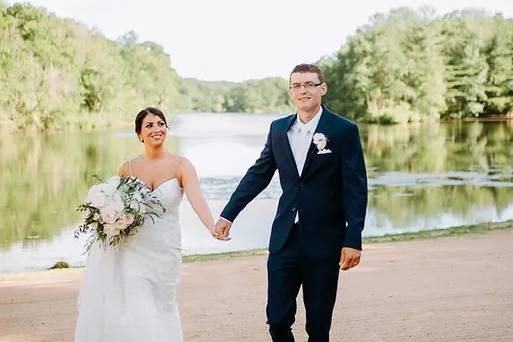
[182,77,292,114]
[0,2,292,130]
[1,3,512,130]
[321,7,513,123]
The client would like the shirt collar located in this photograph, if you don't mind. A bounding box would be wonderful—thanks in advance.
[293,106,323,134]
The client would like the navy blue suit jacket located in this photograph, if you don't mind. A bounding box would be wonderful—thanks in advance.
[221,106,368,259]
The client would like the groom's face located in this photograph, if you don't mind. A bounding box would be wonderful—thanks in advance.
[289,72,327,113]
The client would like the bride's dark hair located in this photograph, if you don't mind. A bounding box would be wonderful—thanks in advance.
[135,107,168,134]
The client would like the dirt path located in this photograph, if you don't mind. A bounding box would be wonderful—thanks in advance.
[1,229,512,341]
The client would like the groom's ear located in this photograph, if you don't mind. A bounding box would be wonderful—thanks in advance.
[320,83,328,96]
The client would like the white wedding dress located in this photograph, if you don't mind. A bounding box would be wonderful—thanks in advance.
[75,178,183,342]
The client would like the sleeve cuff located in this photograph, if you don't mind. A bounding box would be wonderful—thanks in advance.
[342,228,362,250]
[219,216,232,224]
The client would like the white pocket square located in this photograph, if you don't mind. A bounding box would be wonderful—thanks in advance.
[317,149,332,154]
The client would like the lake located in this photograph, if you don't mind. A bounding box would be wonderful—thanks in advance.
[1,113,512,272]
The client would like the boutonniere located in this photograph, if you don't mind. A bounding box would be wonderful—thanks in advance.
[313,133,332,154]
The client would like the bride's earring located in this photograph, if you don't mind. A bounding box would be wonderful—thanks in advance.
[138,136,144,143]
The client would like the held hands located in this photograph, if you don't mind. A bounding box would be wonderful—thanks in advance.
[340,247,361,271]
[212,218,232,241]
[207,226,218,239]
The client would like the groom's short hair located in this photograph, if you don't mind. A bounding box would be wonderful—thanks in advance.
[290,64,324,83]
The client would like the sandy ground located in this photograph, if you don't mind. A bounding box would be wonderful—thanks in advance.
[1,229,512,342]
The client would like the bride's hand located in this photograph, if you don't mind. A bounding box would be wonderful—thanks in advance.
[207,226,217,238]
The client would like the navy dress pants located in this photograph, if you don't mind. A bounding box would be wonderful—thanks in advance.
[266,223,341,342]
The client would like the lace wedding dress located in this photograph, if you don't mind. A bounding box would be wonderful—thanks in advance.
[75,178,183,342]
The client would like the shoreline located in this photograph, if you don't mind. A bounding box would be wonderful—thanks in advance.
[3,114,512,134]
[1,219,511,278]
[184,219,513,262]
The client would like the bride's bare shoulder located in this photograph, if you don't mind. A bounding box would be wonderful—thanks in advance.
[173,154,192,168]
[172,155,195,180]
[118,156,143,176]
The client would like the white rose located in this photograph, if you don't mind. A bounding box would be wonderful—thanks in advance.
[313,133,327,143]
[316,139,327,151]
[102,182,118,197]
[313,133,327,150]
[96,177,119,197]
[86,186,106,208]
[106,176,121,185]
[111,191,125,212]
[100,206,119,224]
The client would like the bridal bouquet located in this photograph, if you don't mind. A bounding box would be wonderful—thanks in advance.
[75,176,166,252]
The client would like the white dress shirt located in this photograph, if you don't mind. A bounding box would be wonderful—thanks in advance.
[287,107,323,176]
[287,107,323,222]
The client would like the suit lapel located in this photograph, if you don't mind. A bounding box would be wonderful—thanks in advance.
[283,114,300,179]
[300,107,332,178]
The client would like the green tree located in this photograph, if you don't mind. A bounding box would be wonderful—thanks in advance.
[441,17,488,117]
[323,7,512,122]
[225,78,292,113]
[483,16,513,114]
[0,4,187,131]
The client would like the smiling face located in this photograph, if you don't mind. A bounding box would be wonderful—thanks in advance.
[288,71,327,114]
[138,113,168,146]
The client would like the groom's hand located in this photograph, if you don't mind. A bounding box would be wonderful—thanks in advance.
[214,218,232,240]
[340,247,361,271]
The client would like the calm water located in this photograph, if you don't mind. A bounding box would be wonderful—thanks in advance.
[1,113,512,272]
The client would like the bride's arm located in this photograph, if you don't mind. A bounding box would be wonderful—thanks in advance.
[178,158,216,237]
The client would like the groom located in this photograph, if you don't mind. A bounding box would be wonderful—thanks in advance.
[215,63,367,341]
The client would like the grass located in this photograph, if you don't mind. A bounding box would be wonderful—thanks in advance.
[183,249,268,263]
[364,220,513,243]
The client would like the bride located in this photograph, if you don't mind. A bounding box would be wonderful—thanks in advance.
[75,107,222,341]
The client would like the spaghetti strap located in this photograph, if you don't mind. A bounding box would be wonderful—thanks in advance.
[127,160,134,177]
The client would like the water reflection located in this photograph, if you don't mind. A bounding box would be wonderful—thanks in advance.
[1,114,512,272]
[363,121,513,176]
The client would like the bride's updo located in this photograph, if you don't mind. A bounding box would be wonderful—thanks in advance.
[134,107,168,134]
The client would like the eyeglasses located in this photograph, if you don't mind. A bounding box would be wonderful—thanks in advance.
[289,82,322,91]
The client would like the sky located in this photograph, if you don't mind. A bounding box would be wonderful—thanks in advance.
[6,0,513,82]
